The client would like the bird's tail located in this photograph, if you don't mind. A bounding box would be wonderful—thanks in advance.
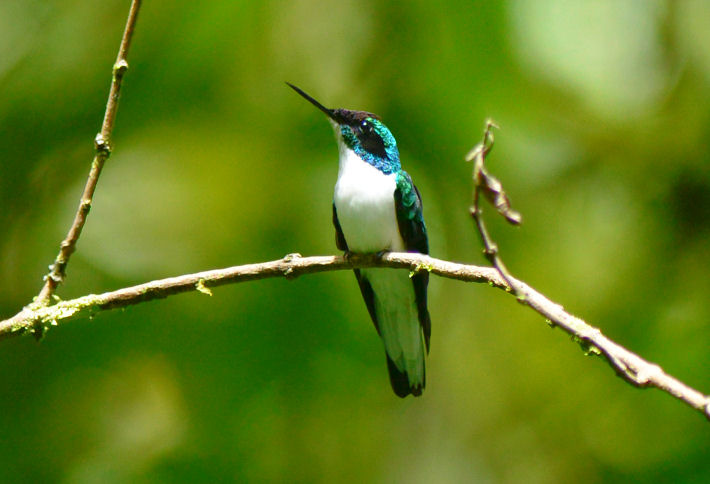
[386,352,425,397]
[356,268,429,398]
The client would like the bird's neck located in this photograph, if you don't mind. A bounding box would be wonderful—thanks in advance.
[337,143,390,183]
[335,141,399,183]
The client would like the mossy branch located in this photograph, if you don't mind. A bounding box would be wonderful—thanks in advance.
[1,252,709,420]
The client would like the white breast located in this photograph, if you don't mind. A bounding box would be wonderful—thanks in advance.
[333,146,403,253]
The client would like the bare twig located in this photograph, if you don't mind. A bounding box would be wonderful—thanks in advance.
[466,119,710,420]
[466,120,521,294]
[1,252,708,419]
[36,0,142,309]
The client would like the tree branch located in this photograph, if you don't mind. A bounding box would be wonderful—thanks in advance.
[36,0,142,307]
[464,120,710,420]
[5,0,708,428]
[1,252,708,419]
[467,119,521,293]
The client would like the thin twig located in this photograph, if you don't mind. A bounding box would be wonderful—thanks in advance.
[36,0,143,308]
[1,252,708,419]
[466,119,710,420]
[466,120,521,294]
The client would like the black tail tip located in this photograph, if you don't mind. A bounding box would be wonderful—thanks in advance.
[386,355,425,398]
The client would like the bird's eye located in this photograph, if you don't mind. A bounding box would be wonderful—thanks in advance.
[357,119,386,157]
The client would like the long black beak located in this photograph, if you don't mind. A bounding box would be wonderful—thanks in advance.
[286,82,338,122]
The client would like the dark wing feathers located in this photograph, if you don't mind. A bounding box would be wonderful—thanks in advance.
[413,271,431,352]
[394,172,429,254]
[353,269,379,335]
[332,203,349,252]
[394,171,431,352]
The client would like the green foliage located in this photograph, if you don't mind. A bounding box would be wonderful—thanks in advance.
[1,0,709,482]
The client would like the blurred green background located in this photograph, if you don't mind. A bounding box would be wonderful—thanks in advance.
[1,0,709,482]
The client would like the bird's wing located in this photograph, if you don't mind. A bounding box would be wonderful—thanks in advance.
[394,171,431,351]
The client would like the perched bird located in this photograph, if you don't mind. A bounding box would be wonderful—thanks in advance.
[288,83,431,397]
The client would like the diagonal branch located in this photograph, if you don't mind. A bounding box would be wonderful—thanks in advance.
[1,252,708,420]
[465,120,709,420]
[36,0,143,307]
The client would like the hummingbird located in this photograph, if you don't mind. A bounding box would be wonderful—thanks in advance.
[287,83,431,397]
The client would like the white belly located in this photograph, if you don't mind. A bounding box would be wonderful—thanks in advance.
[333,147,403,253]
[332,145,425,389]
